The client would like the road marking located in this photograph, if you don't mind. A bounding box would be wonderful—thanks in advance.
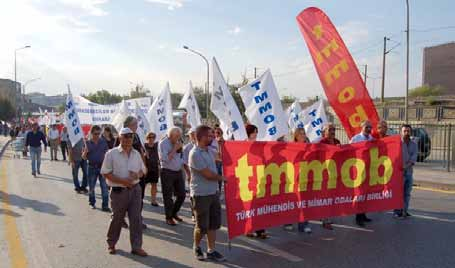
[308,220,375,232]
[414,186,455,194]
[219,226,304,262]
[386,212,455,223]
[1,159,28,268]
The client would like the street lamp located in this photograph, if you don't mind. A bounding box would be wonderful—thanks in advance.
[14,45,31,122]
[14,45,31,94]
[23,77,41,95]
[183,45,210,120]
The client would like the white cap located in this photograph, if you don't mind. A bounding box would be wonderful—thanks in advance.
[119,127,133,135]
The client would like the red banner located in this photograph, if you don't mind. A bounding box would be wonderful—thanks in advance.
[223,136,403,239]
[296,7,379,139]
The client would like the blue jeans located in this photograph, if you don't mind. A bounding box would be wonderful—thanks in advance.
[72,159,88,190]
[88,166,109,208]
[394,171,413,214]
[29,146,42,174]
[403,171,413,212]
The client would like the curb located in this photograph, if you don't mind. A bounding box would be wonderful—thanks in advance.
[414,180,455,192]
[0,138,11,158]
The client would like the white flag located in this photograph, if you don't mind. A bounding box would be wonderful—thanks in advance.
[134,101,150,145]
[110,100,131,132]
[65,88,84,146]
[178,81,202,129]
[287,100,304,130]
[211,57,247,140]
[238,69,288,141]
[299,100,328,143]
[147,82,174,140]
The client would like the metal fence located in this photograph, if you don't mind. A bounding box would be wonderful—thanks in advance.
[334,123,454,172]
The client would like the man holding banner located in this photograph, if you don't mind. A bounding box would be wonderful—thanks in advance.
[189,125,226,262]
[350,120,375,227]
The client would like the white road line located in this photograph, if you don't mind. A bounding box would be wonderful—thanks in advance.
[308,220,375,232]
[219,226,304,263]
[386,212,455,223]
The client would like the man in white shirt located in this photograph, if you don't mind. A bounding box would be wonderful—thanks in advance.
[48,124,60,161]
[349,120,374,227]
[101,127,148,257]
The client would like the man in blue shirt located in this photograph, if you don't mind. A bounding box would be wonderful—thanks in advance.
[83,125,110,211]
[158,126,185,226]
[349,120,374,227]
[25,123,47,177]
[394,124,418,218]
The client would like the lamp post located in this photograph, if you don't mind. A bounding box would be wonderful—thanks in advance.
[14,45,31,122]
[183,45,209,120]
[405,0,410,123]
[23,77,41,96]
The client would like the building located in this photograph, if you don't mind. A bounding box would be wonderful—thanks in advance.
[422,42,455,94]
[0,78,21,107]
[26,92,67,108]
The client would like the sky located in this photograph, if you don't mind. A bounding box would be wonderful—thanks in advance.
[0,0,454,101]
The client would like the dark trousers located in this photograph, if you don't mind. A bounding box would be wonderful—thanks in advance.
[60,141,67,160]
[107,184,142,250]
[160,168,186,220]
[356,213,367,221]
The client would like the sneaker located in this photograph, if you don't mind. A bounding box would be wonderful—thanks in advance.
[303,227,312,234]
[405,212,412,217]
[206,250,226,262]
[173,215,183,222]
[393,212,403,218]
[142,223,147,229]
[32,172,36,177]
[356,219,366,227]
[283,224,294,231]
[81,188,89,194]
[122,220,129,229]
[37,170,41,175]
[102,207,112,213]
[194,247,205,261]
[151,202,159,207]
[90,204,96,209]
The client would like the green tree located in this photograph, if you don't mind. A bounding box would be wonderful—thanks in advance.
[0,98,16,121]
[171,92,183,110]
[409,85,444,97]
[126,83,150,99]
[57,103,65,113]
[83,90,123,104]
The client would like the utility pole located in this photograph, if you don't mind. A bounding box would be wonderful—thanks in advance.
[381,36,390,103]
[405,0,410,123]
[254,67,257,79]
[363,65,368,86]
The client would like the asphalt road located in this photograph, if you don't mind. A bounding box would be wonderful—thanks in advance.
[1,145,455,268]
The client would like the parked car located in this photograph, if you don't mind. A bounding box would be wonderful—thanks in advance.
[412,127,431,162]
[387,126,431,162]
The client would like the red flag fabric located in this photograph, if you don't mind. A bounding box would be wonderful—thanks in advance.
[296,7,379,138]
[223,136,403,239]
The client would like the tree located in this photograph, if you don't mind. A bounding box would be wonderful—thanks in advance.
[171,92,183,110]
[0,98,15,121]
[409,85,444,97]
[83,90,123,104]
[126,83,150,99]
[57,103,65,113]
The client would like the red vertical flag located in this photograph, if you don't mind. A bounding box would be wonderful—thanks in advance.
[296,7,379,138]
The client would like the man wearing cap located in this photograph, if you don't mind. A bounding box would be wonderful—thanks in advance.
[158,126,186,226]
[101,127,147,257]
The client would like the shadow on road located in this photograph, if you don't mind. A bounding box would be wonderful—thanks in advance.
[115,249,194,268]
[0,190,65,216]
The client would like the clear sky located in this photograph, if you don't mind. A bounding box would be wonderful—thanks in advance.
[1,0,454,100]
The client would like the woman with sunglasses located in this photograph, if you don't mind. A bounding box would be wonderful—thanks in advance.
[144,132,160,206]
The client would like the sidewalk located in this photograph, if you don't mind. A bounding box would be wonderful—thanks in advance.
[413,165,455,191]
[0,136,10,156]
